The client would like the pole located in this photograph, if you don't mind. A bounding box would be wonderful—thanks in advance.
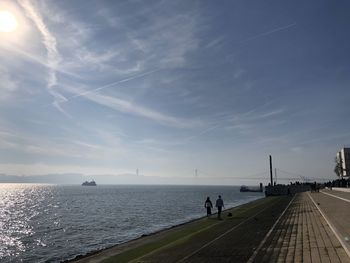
[269,155,273,186]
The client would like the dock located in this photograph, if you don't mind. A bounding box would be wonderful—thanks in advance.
[72,189,350,263]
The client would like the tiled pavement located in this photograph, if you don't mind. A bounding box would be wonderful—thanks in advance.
[250,192,350,263]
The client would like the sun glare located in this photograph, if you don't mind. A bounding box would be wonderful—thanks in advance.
[0,10,18,33]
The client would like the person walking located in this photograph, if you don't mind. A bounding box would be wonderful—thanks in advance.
[215,195,224,219]
[204,197,213,217]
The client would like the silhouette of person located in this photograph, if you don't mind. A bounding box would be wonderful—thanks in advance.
[216,195,224,219]
[204,196,213,217]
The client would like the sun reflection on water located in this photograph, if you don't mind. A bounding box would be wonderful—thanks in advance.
[0,184,52,259]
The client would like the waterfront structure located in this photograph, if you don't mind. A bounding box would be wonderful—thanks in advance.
[336,148,350,178]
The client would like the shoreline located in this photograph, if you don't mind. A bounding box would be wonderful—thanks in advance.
[64,196,264,263]
[64,215,205,262]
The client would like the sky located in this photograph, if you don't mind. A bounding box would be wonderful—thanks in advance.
[0,0,349,185]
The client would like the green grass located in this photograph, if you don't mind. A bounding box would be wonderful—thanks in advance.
[102,196,280,263]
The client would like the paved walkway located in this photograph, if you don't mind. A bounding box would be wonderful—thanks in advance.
[311,189,350,256]
[250,192,350,263]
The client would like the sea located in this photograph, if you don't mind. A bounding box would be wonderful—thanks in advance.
[0,184,264,262]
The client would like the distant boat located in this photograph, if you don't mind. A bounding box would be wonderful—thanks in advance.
[82,180,97,186]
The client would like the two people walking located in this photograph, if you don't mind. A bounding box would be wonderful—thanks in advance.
[204,195,224,219]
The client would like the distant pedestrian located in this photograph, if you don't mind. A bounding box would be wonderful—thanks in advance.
[216,195,224,219]
[204,197,213,217]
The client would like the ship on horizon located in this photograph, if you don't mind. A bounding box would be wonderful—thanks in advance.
[82,180,97,186]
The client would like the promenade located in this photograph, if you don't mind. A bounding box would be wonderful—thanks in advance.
[73,190,350,263]
[250,191,350,263]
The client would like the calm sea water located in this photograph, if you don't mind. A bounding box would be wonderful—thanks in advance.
[0,184,264,262]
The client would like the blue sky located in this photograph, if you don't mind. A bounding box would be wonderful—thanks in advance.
[0,0,349,184]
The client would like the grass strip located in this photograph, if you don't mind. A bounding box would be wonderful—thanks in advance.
[102,196,279,263]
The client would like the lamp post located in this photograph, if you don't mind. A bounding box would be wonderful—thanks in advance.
[269,155,273,186]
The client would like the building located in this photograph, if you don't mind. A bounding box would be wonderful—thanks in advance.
[336,148,350,178]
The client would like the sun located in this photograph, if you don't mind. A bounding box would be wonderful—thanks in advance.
[0,10,18,33]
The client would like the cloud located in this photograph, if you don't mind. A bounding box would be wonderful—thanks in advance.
[52,101,72,119]
[18,0,60,85]
[0,162,130,176]
[40,2,199,79]
[98,5,199,69]
[0,128,124,160]
[18,0,69,115]
[214,106,285,127]
[72,88,198,128]
[205,36,224,49]
[256,109,284,119]
[67,68,160,101]
[175,106,287,142]
[45,67,198,128]
[0,40,80,79]
[131,106,285,145]
[179,124,221,143]
[23,1,201,123]
[49,64,200,128]
[71,45,144,75]
[0,66,18,100]
[237,22,297,44]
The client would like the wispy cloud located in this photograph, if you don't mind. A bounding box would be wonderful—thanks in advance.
[0,162,130,176]
[23,1,202,127]
[52,101,72,118]
[43,43,201,129]
[0,41,80,79]
[205,36,225,49]
[0,66,18,100]
[238,22,297,44]
[256,109,285,119]
[67,87,198,128]
[181,124,221,142]
[51,68,196,127]
[141,106,286,145]
[182,107,286,141]
[0,128,123,160]
[214,106,285,126]
[67,68,160,101]
[101,5,199,69]
[43,2,199,79]
[18,0,68,114]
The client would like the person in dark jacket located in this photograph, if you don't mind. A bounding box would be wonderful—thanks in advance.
[215,195,224,219]
[204,197,213,217]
